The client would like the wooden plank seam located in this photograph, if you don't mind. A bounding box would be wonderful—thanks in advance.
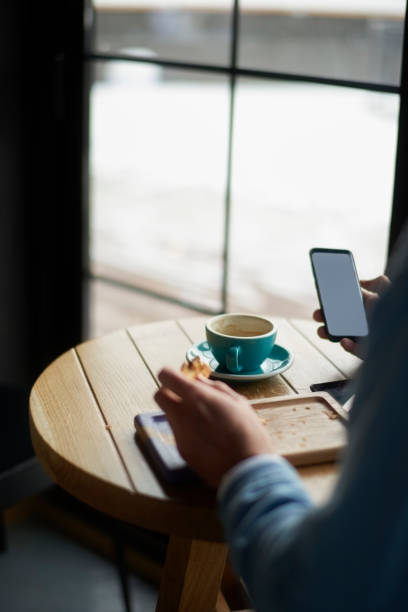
[125,328,162,388]
[287,318,350,379]
[73,348,137,493]
[175,319,195,345]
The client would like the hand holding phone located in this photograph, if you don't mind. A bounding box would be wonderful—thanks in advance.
[310,248,369,342]
[313,309,364,357]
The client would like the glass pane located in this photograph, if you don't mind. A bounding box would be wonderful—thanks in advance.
[89,61,229,312]
[92,0,232,65]
[229,80,399,317]
[239,2,405,85]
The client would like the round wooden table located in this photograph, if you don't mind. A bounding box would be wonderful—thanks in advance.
[29,316,359,611]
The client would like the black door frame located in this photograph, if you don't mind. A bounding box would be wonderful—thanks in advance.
[390,8,408,257]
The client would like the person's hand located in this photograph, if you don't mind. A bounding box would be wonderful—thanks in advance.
[154,368,275,489]
[312,274,391,358]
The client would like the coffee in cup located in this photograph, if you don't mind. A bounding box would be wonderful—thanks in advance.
[205,313,277,373]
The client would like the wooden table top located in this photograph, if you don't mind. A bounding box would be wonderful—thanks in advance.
[29,316,360,543]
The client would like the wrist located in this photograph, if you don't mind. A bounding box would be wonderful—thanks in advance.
[217,453,285,499]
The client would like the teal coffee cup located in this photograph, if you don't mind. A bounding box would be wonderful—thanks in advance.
[205,313,277,373]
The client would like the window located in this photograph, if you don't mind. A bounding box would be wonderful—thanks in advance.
[87,0,406,334]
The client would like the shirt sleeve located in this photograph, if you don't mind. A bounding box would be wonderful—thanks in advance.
[217,246,408,612]
[217,453,293,501]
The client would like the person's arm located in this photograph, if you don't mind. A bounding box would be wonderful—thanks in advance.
[154,263,408,611]
[220,266,408,611]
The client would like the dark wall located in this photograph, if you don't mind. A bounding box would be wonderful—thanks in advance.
[0,1,89,390]
[0,5,29,387]
[0,2,89,470]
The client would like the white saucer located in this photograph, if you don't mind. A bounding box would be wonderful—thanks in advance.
[186,341,294,381]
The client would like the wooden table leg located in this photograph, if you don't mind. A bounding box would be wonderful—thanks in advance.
[221,557,251,611]
[156,535,228,612]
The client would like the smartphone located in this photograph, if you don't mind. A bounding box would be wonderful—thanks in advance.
[309,248,369,342]
[134,412,197,484]
[310,380,353,406]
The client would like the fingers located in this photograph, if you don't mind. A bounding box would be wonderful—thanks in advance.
[360,274,391,295]
[340,338,358,356]
[158,366,241,402]
[313,310,328,341]
[359,280,375,293]
[317,325,328,340]
[157,367,196,399]
[197,376,241,398]
[341,337,365,359]
[313,309,324,323]
[360,287,373,299]
[154,386,182,413]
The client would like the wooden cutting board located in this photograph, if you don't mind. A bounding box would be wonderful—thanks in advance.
[251,392,348,467]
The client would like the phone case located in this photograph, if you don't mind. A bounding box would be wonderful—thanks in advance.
[134,412,197,484]
[310,379,354,406]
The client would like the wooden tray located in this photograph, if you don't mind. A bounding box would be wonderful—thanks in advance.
[251,392,348,467]
[134,392,347,483]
